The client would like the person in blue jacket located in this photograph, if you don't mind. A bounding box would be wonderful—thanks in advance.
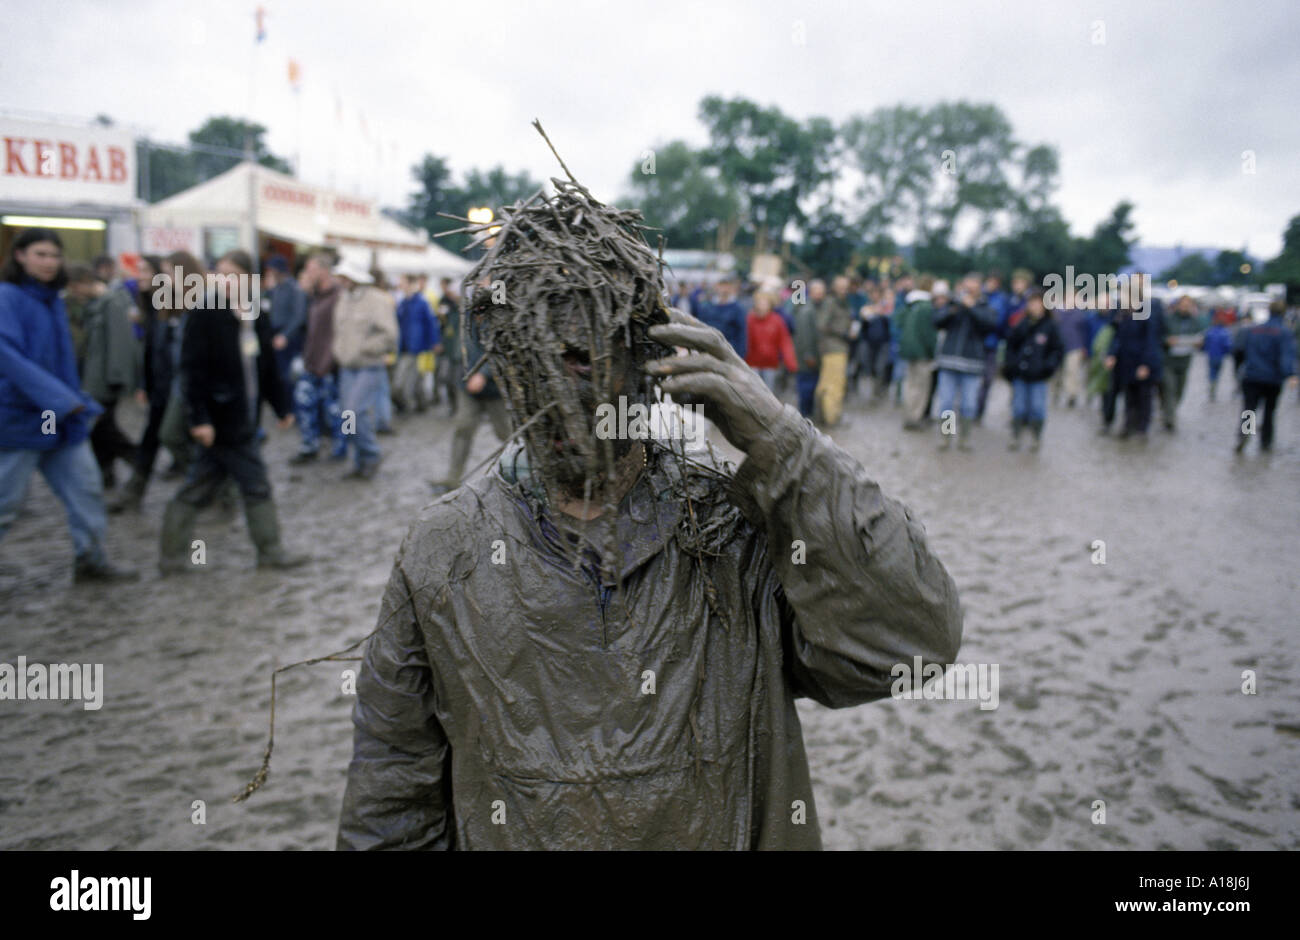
[697,276,747,359]
[1202,314,1234,402]
[1232,299,1298,453]
[0,228,137,582]
[393,273,440,413]
[1104,284,1164,439]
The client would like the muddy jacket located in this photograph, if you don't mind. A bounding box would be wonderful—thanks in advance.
[338,409,963,850]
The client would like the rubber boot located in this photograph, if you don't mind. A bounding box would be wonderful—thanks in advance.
[244,499,309,570]
[957,416,973,451]
[107,473,147,514]
[1029,420,1044,452]
[1008,419,1023,451]
[159,499,202,575]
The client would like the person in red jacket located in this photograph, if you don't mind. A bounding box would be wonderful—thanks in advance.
[744,289,797,391]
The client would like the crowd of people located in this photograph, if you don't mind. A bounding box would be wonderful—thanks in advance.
[673,269,1299,453]
[2,224,1297,585]
[0,227,488,582]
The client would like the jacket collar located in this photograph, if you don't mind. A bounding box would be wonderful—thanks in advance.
[496,441,683,582]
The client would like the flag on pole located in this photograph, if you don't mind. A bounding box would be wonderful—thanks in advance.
[255,6,267,42]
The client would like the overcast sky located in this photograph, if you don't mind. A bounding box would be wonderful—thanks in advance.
[3,0,1298,256]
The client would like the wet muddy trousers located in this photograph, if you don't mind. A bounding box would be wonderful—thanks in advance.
[158,496,303,572]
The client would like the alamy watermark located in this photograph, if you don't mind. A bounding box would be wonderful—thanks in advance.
[151,267,261,319]
[0,656,103,710]
[1043,268,1150,319]
[891,655,999,710]
[594,396,706,444]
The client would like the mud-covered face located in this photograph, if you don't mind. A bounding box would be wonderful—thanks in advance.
[476,289,668,499]
[461,178,673,501]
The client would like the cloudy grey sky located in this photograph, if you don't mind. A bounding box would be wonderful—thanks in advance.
[3,0,1298,255]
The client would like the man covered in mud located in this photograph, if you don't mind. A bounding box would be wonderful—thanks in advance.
[337,171,962,850]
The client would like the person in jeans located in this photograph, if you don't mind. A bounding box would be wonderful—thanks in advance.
[1233,298,1298,454]
[291,252,346,464]
[933,276,997,450]
[331,260,398,480]
[158,250,305,574]
[0,228,136,582]
[1003,290,1064,451]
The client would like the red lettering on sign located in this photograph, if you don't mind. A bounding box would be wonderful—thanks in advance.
[84,146,102,181]
[4,137,29,175]
[33,140,53,176]
[108,146,127,183]
[59,142,78,179]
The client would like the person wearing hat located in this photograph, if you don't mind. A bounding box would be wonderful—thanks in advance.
[331,259,398,480]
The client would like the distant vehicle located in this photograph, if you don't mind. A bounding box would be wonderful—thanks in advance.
[1239,292,1273,324]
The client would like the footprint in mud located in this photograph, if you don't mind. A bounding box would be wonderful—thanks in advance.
[1189,766,1260,808]
[1015,797,1053,843]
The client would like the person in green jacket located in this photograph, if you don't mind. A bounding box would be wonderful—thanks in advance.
[65,264,139,488]
[337,184,962,851]
[893,276,942,430]
[1158,294,1206,431]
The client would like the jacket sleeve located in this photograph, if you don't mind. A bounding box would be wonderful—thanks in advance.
[1045,322,1065,375]
[338,555,453,850]
[730,409,963,707]
[282,284,308,341]
[731,307,747,360]
[256,313,289,419]
[0,310,88,420]
[971,302,998,334]
[180,311,211,429]
[105,291,138,394]
[426,301,441,349]
[779,320,798,373]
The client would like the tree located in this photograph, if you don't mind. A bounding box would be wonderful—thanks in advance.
[1211,249,1252,285]
[920,101,1017,248]
[840,105,932,247]
[404,155,544,251]
[1158,253,1215,285]
[622,140,740,251]
[1074,201,1137,274]
[696,96,837,255]
[793,208,859,276]
[1263,214,1300,291]
[977,205,1075,283]
[138,116,294,202]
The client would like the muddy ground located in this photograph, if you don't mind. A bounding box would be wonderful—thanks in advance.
[1,360,1296,850]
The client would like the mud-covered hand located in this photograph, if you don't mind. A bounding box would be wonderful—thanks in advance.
[646,306,793,455]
